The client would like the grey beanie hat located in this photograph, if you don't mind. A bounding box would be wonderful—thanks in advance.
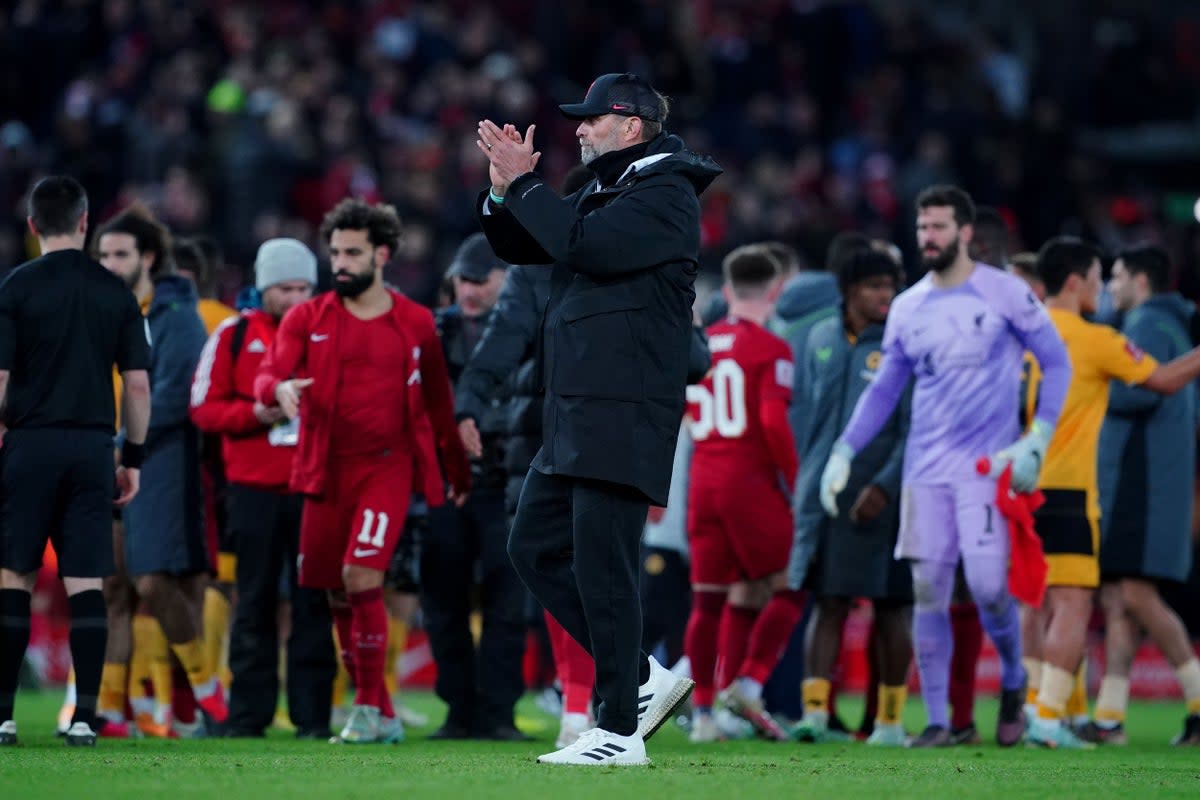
[255,238,317,290]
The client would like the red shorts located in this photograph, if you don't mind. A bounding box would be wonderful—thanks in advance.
[298,451,414,589]
[686,475,792,585]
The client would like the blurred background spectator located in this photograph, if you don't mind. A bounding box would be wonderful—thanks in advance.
[3,0,1200,307]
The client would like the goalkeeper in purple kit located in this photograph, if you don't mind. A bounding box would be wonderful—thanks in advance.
[819,186,1072,747]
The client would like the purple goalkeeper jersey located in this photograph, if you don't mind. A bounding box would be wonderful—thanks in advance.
[840,264,1070,485]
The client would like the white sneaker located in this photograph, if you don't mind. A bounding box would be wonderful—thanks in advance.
[537,727,649,766]
[336,705,381,744]
[714,707,755,740]
[0,720,17,746]
[689,713,721,743]
[636,655,694,740]
[866,722,907,746]
[393,701,428,728]
[556,712,592,748]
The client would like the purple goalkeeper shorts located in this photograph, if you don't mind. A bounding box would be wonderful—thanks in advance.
[896,480,1008,565]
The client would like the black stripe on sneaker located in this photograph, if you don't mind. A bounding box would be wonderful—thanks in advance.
[606,743,626,753]
[582,751,606,760]
[638,694,654,703]
[592,746,616,756]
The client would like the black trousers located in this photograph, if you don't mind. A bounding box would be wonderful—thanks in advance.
[420,485,527,731]
[508,468,650,736]
[226,484,336,734]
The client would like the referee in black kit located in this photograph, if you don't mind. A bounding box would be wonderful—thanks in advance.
[0,176,151,747]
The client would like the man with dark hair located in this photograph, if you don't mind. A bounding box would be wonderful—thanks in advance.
[1009,252,1045,301]
[191,238,335,739]
[0,176,151,746]
[790,249,912,746]
[820,185,1072,747]
[476,70,720,765]
[96,205,221,734]
[969,206,1011,268]
[1079,245,1200,746]
[683,245,801,743]
[1023,237,1200,748]
[254,199,470,745]
[420,233,528,742]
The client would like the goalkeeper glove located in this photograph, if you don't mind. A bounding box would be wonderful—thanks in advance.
[820,441,855,517]
[990,419,1054,493]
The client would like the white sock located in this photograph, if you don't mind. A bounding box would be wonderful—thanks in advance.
[736,676,763,702]
[63,681,77,706]
[1174,658,1200,706]
[192,676,218,701]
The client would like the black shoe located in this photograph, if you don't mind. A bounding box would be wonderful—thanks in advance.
[949,723,982,746]
[1171,714,1200,746]
[996,687,1025,747]
[907,725,952,748]
[64,722,97,747]
[1077,720,1126,745]
[475,724,533,742]
[427,722,473,740]
[294,727,332,740]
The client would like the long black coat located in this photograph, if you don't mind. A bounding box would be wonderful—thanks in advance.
[478,134,721,505]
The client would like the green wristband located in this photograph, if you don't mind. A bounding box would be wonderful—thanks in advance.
[488,189,506,206]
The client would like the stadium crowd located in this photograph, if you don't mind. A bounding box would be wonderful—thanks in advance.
[1,0,1200,756]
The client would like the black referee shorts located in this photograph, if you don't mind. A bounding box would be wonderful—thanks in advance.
[1,428,116,578]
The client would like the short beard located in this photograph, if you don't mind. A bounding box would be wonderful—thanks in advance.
[333,270,376,299]
[124,265,144,290]
[921,237,959,273]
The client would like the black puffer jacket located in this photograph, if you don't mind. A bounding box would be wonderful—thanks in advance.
[478,133,721,505]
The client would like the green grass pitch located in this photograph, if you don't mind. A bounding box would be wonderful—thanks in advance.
[2,690,1198,799]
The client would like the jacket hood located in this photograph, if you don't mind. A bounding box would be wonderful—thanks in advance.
[628,133,723,195]
[1142,292,1195,326]
[150,274,198,310]
[776,270,841,322]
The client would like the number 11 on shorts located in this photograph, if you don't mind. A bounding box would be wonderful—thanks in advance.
[357,509,390,548]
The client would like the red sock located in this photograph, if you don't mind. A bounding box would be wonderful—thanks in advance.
[170,662,197,724]
[740,590,805,685]
[949,602,983,730]
[348,588,389,714]
[685,592,725,707]
[332,603,357,688]
[717,604,757,690]
[545,612,594,715]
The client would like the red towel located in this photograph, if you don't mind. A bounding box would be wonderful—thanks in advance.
[995,465,1048,608]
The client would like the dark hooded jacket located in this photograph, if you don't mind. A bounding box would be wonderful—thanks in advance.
[1098,293,1197,583]
[478,133,721,504]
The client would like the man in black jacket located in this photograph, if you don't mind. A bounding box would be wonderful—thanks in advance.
[476,72,721,765]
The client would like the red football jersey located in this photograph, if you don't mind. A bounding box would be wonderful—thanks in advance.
[687,317,795,483]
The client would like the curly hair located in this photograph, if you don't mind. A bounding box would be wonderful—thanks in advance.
[93,202,173,276]
[319,199,402,256]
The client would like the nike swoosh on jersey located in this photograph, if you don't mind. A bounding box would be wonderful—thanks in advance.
[352,547,379,558]
[310,333,329,342]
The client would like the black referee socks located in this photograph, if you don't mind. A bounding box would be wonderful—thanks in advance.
[68,589,108,730]
[0,589,32,723]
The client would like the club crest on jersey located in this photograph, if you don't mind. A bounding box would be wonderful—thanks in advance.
[865,351,882,371]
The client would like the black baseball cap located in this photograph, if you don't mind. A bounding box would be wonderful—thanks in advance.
[559,73,663,122]
[449,233,508,282]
